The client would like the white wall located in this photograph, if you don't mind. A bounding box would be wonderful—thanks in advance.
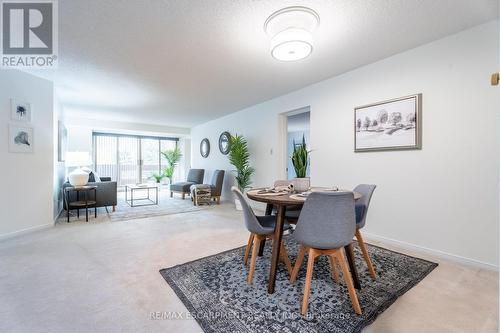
[0,70,54,237]
[191,21,499,267]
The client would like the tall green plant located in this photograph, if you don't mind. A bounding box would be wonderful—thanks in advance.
[228,134,254,192]
[161,147,182,184]
[291,135,309,178]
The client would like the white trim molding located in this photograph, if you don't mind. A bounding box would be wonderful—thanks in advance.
[362,231,498,271]
[0,224,53,241]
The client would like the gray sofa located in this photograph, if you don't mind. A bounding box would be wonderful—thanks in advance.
[63,177,118,212]
[170,169,205,199]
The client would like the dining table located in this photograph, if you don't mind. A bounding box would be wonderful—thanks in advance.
[246,187,363,294]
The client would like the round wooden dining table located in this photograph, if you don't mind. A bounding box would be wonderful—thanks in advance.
[247,188,362,294]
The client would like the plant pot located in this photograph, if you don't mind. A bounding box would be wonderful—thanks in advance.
[292,177,310,193]
[234,198,243,211]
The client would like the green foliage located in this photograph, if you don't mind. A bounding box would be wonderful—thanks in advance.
[228,134,254,192]
[161,146,183,183]
[291,135,309,178]
[149,173,165,183]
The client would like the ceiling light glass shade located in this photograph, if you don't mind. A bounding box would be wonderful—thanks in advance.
[264,6,320,62]
[270,28,313,61]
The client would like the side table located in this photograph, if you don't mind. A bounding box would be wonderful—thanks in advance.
[64,185,97,222]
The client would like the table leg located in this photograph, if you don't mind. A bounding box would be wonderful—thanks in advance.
[66,189,70,223]
[131,188,134,207]
[265,203,273,215]
[344,243,361,290]
[268,205,285,294]
[85,191,89,222]
[156,187,158,204]
[77,191,80,219]
[94,188,97,218]
[258,203,274,256]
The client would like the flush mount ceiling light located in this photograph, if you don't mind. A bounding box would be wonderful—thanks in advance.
[264,6,320,62]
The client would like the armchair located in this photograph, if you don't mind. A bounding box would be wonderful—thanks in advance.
[170,169,205,199]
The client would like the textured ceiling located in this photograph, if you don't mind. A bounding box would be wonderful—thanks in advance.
[30,0,498,128]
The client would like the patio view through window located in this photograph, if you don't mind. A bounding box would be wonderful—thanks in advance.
[93,132,179,187]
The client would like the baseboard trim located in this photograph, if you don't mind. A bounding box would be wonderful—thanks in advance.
[0,223,53,241]
[362,231,498,271]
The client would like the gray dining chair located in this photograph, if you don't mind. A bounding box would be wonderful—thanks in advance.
[231,187,293,284]
[353,184,377,280]
[273,180,301,222]
[290,191,362,315]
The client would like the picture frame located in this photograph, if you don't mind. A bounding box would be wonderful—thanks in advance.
[354,94,422,152]
[9,124,34,153]
[10,99,32,123]
[218,131,231,155]
[58,120,67,162]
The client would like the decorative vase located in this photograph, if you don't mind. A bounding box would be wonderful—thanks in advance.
[292,177,310,193]
[234,198,243,211]
[69,168,89,187]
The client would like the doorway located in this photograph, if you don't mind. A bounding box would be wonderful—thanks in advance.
[286,109,310,180]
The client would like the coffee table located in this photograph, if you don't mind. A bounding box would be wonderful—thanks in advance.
[125,184,159,207]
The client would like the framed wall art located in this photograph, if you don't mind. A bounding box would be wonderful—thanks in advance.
[354,94,422,152]
[200,138,210,158]
[11,99,32,123]
[218,131,231,155]
[9,124,34,153]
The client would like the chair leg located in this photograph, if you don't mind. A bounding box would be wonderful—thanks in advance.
[170,191,173,198]
[356,229,376,280]
[337,249,362,315]
[247,236,262,284]
[328,255,339,284]
[290,246,307,283]
[301,248,317,316]
[279,242,293,274]
[112,205,116,212]
[243,233,254,265]
[182,193,185,200]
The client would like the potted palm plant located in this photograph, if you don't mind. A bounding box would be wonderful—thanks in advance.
[228,134,254,210]
[149,173,165,184]
[161,147,182,185]
[291,135,310,192]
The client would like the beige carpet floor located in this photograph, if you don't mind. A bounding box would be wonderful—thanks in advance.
[57,189,209,223]
[1,203,498,333]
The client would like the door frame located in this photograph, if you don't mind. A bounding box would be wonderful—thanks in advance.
[279,106,311,181]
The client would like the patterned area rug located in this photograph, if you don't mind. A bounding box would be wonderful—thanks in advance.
[160,237,437,333]
[58,189,208,223]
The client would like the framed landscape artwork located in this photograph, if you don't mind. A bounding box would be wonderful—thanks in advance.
[354,94,422,152]
[9,124,34,153]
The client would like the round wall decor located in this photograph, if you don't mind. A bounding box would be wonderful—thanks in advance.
[218,131,231,155]
[200,138,210,158]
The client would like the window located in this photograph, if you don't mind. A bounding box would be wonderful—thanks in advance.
[93,132,179,186]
